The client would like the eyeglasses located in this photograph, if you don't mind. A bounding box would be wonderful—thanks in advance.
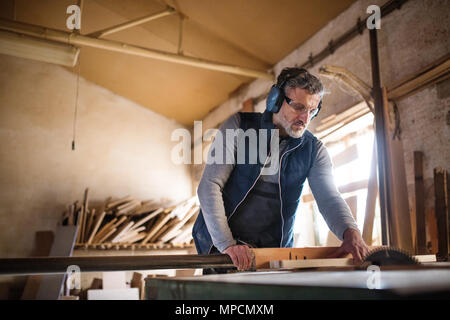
[285,96,319,118]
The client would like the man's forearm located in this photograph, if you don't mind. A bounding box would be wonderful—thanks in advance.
[197,113,241,252]
[197,175,236,252]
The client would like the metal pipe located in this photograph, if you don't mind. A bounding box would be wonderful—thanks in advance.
[0,254,234,276]
[0,30,80,67]
[0,18,273,80]
[319,65,374,113]
[88,8,176,38]
[370,28,391,246]
[177,14,184,55]
[300,0,409,69]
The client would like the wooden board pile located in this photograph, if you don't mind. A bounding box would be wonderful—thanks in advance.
[61,189,199,249]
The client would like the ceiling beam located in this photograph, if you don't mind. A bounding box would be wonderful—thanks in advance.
[0,18,274,80]
[87,7,176,38]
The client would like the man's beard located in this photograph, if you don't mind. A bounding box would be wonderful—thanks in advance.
[278,114,306,138]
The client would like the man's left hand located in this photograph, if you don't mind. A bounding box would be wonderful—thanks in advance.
[328,228,370,264]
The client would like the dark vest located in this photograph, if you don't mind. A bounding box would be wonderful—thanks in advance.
[192,111,320,254]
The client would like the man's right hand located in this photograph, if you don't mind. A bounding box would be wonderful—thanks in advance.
[222,245,253,271]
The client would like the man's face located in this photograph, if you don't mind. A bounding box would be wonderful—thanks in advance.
[273,87,321,138]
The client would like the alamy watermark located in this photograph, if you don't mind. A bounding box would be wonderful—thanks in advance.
[64,4,380,32]
[171,121,280,175]
[66,5,81,30]
[366,265,381,289]
[367,5,381,30]
[65,265,81,295]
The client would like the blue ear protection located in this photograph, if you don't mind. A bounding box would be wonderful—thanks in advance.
[266,70,322,119]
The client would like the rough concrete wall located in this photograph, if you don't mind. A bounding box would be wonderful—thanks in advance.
[201,0,449,135]
[0,54,193,258]
[400,83,450,239]
[197,0,449,242]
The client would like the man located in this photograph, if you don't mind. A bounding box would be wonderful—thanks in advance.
[193,67,369,272]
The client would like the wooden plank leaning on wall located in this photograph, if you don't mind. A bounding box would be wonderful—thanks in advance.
[434,168,449,261]
[381,87,414,252]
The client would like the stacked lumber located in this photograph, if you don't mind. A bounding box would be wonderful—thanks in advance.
[60,189,199,249]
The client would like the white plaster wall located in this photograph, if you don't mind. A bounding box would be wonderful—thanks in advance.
[0,54,193,258]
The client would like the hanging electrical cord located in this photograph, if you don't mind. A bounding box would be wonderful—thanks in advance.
[72,0,83,151]
[72,51,81,151]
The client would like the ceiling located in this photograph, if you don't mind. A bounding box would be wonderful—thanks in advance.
[1,0,356,126]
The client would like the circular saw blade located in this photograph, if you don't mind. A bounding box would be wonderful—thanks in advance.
[363,247,419,266]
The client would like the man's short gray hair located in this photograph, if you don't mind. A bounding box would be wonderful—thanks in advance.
[277,67,324,98]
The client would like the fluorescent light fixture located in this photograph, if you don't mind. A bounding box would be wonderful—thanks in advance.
[0,30,79,67]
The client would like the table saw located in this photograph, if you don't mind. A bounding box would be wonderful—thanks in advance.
[1,246,449,299]
[145,267,450,300]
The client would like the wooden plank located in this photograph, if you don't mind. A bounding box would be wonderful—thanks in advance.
[129,208,163,231]
[160,207,199,243]
[382,88,413,251]
[116,227,146,243]
[111,215,128,229]
[116,199,138,211]
[85,208,96,241]
[332,144,358,168]
[21,231,54,300]
[141,213,172,244]
[270,258,354,269]
[106,195,134,209]
[92,217,118,243]
[87,211,106,244]
[94,216,126,241]
[111,221,135,243]
[60,295,79,300]
[67,204,75,226]
[251,247,347,269]
[134,202,161,215]
[338,179,369,194]
[116,199,141,215]
[149,219,177,243]
[302,180,368,204]
[414,255,437,263]
[36,226,78,300]
[434,168,449,261]
[130,272,144,300]
[362,141,378,245]
[388,54,450,101]
[87,288,139,300]
[414,151,427,254]
[163,206,176,214]
[241,98,254,113]
[145,214,159,232]
[316,102,371,140]
[97,228,117,244]
[89,278,103,290]
[426,209,439,254]
[80,188,89,243]
[75,204,83,244]
[171,222,195,245]
[171,198,197,220]
[123,233,147,244]
[97,216,129,242]
[447,170,450,258]
[448,170,450,257]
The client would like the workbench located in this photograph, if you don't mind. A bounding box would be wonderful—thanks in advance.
[146,267,450,299]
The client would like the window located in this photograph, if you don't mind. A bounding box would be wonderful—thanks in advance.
[294,111,382,247]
